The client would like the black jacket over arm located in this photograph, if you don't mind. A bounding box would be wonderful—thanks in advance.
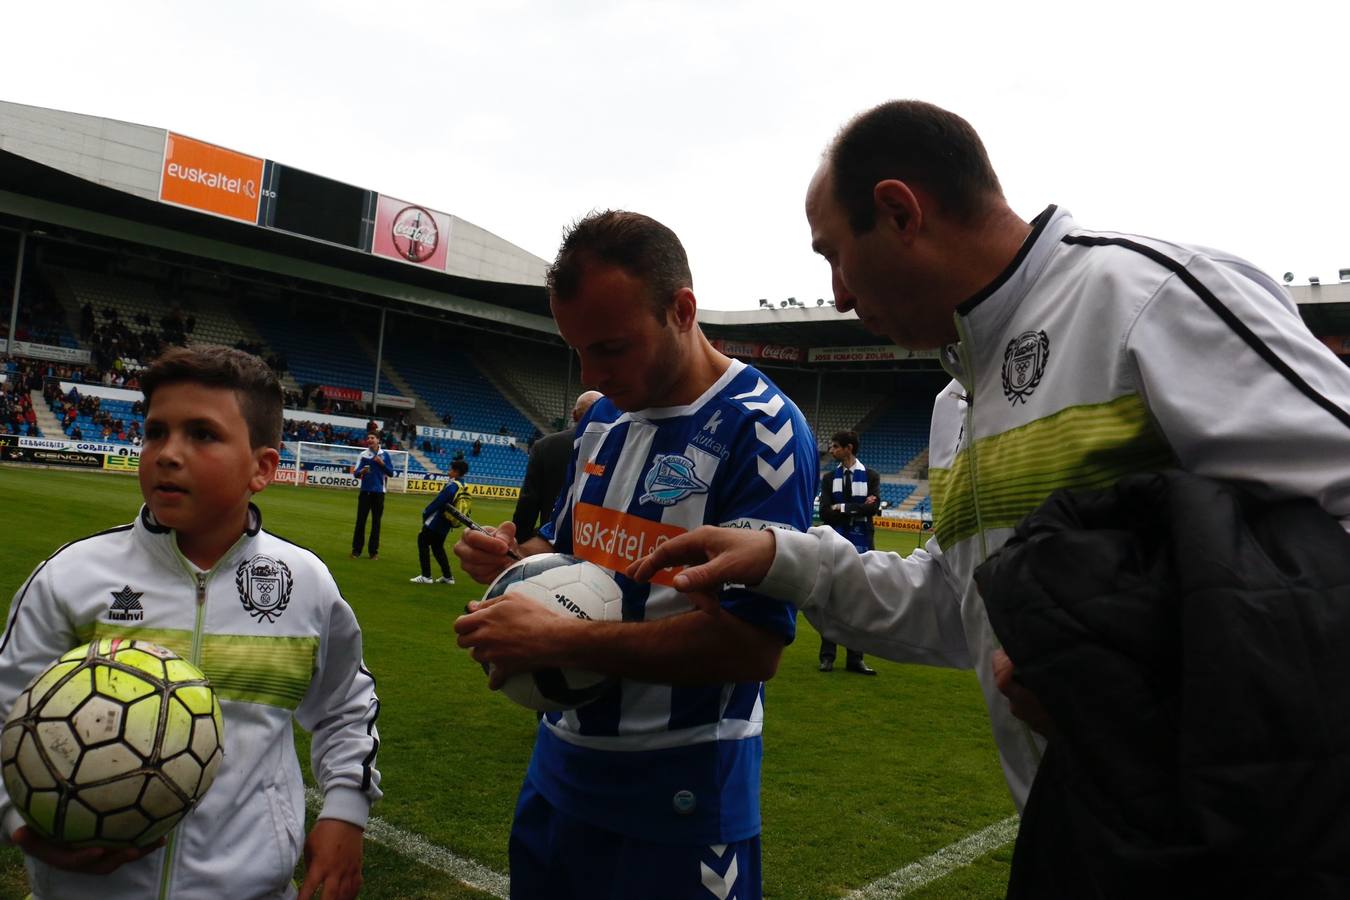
[975,470,1350,900]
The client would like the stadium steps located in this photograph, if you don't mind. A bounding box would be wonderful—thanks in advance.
[470,350,552,433]
[408,446,440,475]
[41,267,88,341]
[895,483,931,514]
[29,391,61,437]
[345,332,441,427]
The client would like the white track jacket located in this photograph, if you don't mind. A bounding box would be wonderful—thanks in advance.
[760,206,1350,811]
[0,505,382,899]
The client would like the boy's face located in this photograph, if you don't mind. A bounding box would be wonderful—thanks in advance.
[139,383,278,535]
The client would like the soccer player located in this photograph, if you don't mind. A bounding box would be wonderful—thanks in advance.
[0,346,380,899]
[349,432,393,559]
[410,459,469,585]
[454,210,818,900]
[627,100,1350,817]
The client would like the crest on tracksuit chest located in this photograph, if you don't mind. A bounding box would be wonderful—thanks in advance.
[1002,330,1050,405]
[236,555,294,623]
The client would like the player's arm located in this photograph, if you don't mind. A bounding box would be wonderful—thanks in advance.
[293,576,380,900]
[457,598,783,686]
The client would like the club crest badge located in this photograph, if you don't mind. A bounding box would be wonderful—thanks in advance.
[236,555,294,623]
[639,454,709,507]
[1002,330,1050,405]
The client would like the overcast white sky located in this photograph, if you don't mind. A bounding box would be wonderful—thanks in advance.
[5,1,1348,309]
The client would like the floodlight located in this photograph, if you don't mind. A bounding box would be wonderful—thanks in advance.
[1283,272,1294,284]
[758,298,770,308]
[780,300,789,308]
[1339,269,1350,282]
[1309,275,1321,286]
[817,298,825,306]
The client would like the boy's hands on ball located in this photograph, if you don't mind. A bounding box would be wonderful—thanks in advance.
[12,826,164,875]
[298,818,364,900]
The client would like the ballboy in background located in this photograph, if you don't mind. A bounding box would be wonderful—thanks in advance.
[0,346,381,900]
[410,459,469,585]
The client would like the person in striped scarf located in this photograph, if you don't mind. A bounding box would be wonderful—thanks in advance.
[817,430,879,675]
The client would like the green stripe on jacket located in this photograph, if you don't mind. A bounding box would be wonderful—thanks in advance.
[929,393,1175,549]
[74,624,319,709]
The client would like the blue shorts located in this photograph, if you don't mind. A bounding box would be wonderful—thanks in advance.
[509,780,762,899]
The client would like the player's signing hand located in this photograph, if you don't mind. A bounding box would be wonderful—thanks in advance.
[453,520,521,583]
[12,826,164,875]
[455,590,579,688]
[298,818,364,900]
[626,525,776,598]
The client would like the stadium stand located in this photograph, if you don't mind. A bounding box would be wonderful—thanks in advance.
[241,299,401,399]
[474,342,575,429]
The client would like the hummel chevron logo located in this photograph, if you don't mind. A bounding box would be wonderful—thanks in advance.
[743,393,784,417]
[731,379,767,401]
[756,455,796,490]
[700,855,739,900]
[754,418,794,454]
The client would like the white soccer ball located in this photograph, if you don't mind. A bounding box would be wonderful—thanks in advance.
[480,553,623,712]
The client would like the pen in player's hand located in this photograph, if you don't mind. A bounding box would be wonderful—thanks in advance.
[443,503,524,561]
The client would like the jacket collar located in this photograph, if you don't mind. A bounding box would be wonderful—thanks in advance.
[136,503,263,573]
[952,205,1076,336]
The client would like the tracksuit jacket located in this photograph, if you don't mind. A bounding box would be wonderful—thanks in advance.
[0,505,382,899]
[758,205,1350,811]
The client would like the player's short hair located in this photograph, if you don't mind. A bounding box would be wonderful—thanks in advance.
[831,430,860,454]
[450,459,469,476]
[140,346,283,449]
[829,100,1003,233]
[547,210,692,322]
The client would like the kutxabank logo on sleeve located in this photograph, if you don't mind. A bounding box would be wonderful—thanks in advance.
[1002,330,1050,405]
[236,555,294,623]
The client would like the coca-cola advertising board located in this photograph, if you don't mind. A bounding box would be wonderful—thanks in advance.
[372,195,451,270]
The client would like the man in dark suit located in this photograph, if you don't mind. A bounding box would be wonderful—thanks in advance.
[511,390,602,540]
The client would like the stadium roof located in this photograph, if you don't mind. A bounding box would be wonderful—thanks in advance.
[2,100,1343,364]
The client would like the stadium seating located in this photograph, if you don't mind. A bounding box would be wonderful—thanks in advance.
[242,301,400,397]
[474,343,574,428]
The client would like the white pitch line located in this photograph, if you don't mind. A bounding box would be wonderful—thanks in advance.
[844,815,1020,899]
[305,787,510,898]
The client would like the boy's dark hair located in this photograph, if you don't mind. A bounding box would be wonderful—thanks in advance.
[141,346,283,449]
[831,430,860,454]
[546,210,692,322]
[830,100,1004,233]
[450,459,469,476]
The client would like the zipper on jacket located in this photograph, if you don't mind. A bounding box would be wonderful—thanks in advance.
[954,316,1043,770]
[159,549,224,899]
[953,316,990,562]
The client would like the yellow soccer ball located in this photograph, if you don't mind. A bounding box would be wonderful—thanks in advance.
[1,639,224,847]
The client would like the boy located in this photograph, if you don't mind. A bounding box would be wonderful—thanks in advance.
[410,459,469,585]
[0,346,381,900]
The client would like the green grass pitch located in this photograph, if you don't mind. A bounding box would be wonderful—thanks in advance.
[0,467,1015,898]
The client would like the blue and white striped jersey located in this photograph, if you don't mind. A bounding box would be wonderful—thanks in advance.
[532,359,818,843]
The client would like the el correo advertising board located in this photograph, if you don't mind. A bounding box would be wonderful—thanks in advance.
[372,195,451,270]
[159,132,265,224]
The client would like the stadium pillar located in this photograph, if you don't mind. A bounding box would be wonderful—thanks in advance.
[813,370,823,436]
[5,230,25,359]
[370,308,386,418]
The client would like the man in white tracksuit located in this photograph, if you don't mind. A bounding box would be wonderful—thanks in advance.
[630,100,1350,812]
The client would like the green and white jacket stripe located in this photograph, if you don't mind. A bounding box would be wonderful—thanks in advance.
[0,505,381,900]
[760,206,1350,811]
